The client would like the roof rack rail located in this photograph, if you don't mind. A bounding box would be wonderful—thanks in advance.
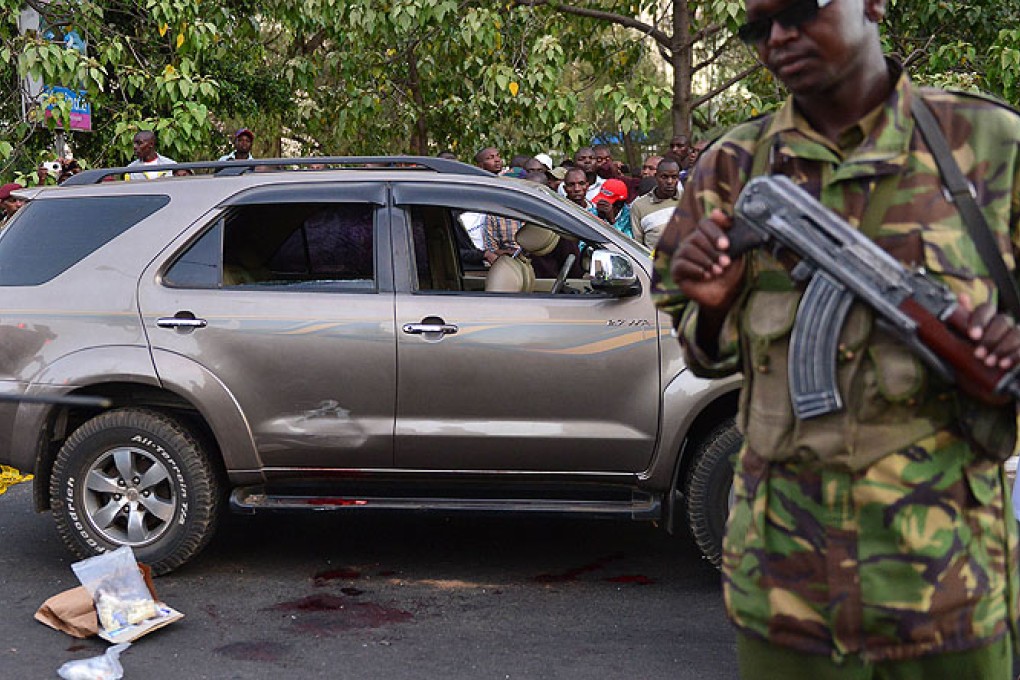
[62,155,491,186]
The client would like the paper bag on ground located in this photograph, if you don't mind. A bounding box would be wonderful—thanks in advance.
[35,558,183,642]
[34,586,97,639]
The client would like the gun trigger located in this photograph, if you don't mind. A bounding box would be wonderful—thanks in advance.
[790,261,816,281]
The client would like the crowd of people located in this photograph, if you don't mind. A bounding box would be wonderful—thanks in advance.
[457,134,705,262]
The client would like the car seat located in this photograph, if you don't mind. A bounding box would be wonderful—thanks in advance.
[484,251,535,292]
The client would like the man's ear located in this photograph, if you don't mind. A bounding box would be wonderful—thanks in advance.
[864,0,887,22]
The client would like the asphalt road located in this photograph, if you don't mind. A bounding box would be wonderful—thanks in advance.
[0,481,738,679]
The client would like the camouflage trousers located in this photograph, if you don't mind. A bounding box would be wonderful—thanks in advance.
[723,430,1018,663]
[736,631,1012,679]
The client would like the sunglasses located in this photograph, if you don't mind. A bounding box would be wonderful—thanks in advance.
[737,0,834,44]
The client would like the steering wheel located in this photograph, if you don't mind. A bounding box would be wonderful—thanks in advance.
[549,254,576,295]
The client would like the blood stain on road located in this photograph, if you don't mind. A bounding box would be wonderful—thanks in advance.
[532,552,626,583]
[271,594,413,636]
[605,574,656,585]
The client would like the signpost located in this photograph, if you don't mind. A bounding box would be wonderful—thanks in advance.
[18,2,92,157]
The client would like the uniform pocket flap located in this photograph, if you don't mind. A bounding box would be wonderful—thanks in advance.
[744,291,800,341]
[867,337,925,401]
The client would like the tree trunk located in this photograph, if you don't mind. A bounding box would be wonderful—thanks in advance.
[621,130,639,174]
[406,47,428,155]
[671,0,693,139]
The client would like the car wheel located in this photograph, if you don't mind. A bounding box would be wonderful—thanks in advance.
[685,418,741,568]
[50,408,221,575]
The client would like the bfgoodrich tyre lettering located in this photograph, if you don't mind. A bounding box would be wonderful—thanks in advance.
[50,408,220,575]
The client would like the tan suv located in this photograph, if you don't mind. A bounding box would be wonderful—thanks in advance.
[0,157,741,574]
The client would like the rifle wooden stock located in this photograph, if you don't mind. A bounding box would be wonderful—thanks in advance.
[901,298,1015,404]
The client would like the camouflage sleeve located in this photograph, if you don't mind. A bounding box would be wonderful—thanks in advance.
[651,122,762,377]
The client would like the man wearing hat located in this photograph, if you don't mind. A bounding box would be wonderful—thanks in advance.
[0,182,25,227]
[219,128,256,162]
[595,178,632,237]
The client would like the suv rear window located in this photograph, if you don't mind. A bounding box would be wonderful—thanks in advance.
[164,202,377,291]
[0,195,169,286]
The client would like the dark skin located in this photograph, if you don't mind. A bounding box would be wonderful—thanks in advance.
[671,0,1020,373]
[595,199,620,223]
[132,131,158,162]
[641,156,662,177]
[573,148,596,176]
[233,133,253,159]
[653,160,680,200]
[562,168,589,207]
[524,158,546,174]
[669,136,690,164]
[474,147,503,174]
[1,196,24,217]
[594,146,619,179]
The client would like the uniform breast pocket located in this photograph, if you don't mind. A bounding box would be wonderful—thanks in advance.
[741,290,800,455]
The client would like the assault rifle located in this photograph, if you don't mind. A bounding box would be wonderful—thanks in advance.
[728,175,1020,419]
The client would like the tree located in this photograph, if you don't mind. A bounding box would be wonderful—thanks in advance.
[2,0,1016,179]
[883,0,1020,105]
[0,0,229,176]
[513,0,757,140]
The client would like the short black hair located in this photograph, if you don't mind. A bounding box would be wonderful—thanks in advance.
[656,158,680,174]
[474,146,497,163]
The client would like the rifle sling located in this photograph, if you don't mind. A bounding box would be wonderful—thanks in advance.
[750,98,1020,320]
[910,96,1020,319]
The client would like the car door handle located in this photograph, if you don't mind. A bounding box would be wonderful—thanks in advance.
[156,316,208,329]
[402,323,458,335]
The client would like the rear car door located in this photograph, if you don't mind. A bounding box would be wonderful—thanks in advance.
[390,181,661,473]
[138,182,396,470]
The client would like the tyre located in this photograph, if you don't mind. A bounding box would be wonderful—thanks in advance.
[685,418,741,568]
[50,408,221,575]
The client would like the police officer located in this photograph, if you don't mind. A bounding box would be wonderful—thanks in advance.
[652,0,1020,677]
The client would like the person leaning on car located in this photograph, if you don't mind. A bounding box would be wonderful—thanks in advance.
[651,0,1020,677]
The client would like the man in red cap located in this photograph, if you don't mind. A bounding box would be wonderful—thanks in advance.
[595,178,633,237]
[0,182,25,227]
[219,128,255,161]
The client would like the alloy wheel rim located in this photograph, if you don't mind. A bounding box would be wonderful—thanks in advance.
[82,446,177,546]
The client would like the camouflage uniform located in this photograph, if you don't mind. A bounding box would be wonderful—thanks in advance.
[652,64,1020,663]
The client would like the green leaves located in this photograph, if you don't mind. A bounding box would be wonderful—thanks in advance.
[1,0,1016,182]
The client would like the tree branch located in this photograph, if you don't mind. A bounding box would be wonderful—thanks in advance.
[690,63,762,108]
[511,0,671,48]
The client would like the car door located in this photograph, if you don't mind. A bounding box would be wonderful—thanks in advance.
[138,182,396,470]
[390,181,660,473]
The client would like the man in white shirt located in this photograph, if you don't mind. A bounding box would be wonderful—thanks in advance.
[125,131,176,180]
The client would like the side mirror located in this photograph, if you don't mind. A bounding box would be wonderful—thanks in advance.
[589,250,640,296]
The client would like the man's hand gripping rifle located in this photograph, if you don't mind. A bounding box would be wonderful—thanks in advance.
[729,175,1020,419]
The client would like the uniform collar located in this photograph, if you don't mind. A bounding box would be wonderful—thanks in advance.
[762,59,914,176]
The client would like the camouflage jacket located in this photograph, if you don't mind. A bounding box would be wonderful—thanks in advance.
[652,66,1020,661]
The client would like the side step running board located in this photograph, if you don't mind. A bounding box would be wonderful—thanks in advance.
[230,487,661,520]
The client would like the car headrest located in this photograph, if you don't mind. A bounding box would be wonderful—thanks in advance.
[515,225,559,257]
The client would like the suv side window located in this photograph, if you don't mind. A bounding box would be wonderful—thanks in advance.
[166,202,377,291]
[0,195,169,286]
[408,204,595,295]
